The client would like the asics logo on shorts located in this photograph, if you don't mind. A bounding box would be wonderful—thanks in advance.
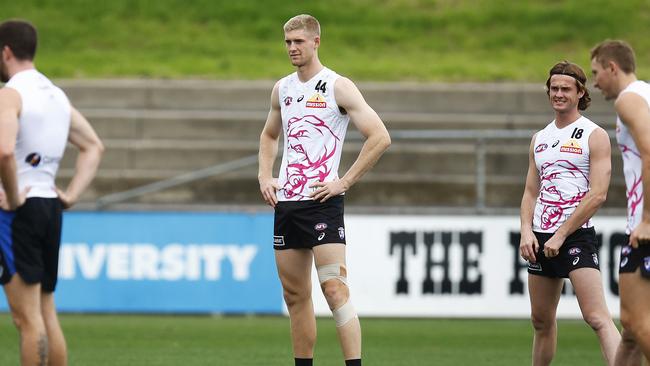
[572,257,580,265]
[621,257,629,268]
[318,232,326,241]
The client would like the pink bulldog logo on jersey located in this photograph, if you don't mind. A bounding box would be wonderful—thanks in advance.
[283,115,340,199]
[619,143,643,226]
[538,159,589,230]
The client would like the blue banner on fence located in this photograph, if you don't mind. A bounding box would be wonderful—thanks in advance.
[0,211,282,314]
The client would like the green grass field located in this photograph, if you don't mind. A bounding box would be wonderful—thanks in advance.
[0,314,610,365]
[1,0,650,81]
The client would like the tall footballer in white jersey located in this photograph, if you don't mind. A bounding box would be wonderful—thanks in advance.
[258,14,390,366]
[615,81,650,234]
[591,39,650,364]
[0,20,104,366]
[519,61,620,366]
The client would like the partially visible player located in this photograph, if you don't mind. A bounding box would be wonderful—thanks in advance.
[591,40,650,365]
[258,14,390,366]
[0,19,104,365]
[519,61,620,366]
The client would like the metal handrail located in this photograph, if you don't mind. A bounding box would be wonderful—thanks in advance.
[94,129,616,211]
[95,154,258,209]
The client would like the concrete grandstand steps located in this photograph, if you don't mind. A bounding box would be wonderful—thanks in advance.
[62,80,618,116]
[55,79,624,209]
[383,112,616,130]
[60,80,274,111]
[80,108,268,140]
[58,139,501,173]
[55,170,627,209]
[80,107,616,143]
[60,138,623,176]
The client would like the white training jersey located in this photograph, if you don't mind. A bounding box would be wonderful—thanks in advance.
[616,80,650,234]
[532,116,599,233]
[276,67,350,201]
[5,69,71,198]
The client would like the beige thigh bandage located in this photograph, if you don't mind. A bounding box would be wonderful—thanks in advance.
[316,263,348,285]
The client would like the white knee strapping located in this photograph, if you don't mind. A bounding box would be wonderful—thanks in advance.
[317,263,357,326]
[333,299,357,327]
[317,263,347,285]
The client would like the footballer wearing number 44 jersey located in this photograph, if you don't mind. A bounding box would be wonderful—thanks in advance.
[258,14,390,366]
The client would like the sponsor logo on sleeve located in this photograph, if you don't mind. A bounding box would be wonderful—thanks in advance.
[25,152,60,168]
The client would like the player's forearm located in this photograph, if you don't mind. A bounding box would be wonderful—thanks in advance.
[64,146,103,202]
[0,155,20,208]
[258,134,279,180]
[340,130,390,189]
[520,191,536,231]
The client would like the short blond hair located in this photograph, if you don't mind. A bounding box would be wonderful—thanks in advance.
[283,14,320,36]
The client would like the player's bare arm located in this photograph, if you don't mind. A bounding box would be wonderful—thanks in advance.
[310,77,391,202]
[258,81,282,207]
[520,133,540,263]
[543,128,611,257]
[55,106,104,209]
[617,92,650,247]
[0,87,26,210]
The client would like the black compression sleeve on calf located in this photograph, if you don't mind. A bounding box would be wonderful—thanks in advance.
[295,358,313,366]
[345,359,361,366]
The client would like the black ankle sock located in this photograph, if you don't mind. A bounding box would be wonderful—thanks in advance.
[295,358,313,366]
[345,359,361,366]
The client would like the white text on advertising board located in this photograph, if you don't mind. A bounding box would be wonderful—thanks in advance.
[59,243,258,281]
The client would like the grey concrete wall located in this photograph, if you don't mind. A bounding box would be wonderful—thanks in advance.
[55,80,623,209]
